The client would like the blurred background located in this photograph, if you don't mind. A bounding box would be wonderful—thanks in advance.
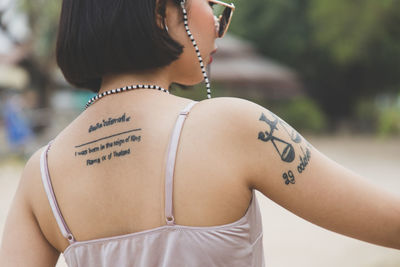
[0,0,399,266]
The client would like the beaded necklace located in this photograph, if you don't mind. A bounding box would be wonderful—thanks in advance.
[85,85,169,110]
[84,0,212,110]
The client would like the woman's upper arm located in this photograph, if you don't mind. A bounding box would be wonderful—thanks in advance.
[224,97,400,249]
[0,147,60,267]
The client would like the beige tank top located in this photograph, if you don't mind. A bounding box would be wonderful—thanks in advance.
[40,101,265,266]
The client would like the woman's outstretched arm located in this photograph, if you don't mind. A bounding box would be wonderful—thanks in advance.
[224,97,400,249]
[0,147,60,267]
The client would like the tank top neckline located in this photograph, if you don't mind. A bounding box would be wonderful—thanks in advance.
[63,191,256,255]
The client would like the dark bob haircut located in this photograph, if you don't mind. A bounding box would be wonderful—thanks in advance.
[56,0,188,93]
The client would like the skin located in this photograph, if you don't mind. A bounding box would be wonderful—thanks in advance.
[1,0,400,266]
[100,0,218,95]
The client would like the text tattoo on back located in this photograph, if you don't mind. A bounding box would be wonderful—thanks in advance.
[257,111,312,185]
[74,112,142,166]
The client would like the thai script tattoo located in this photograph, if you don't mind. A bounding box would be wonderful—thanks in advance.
[88,113,131,133]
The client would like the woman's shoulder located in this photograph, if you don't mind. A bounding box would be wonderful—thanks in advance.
[19,96,264,249]
[25,96,263,187]
[28,96,264,174]
[18,145,48,199]
[193,96,264,129]
[12,144,57,240]
[196,96,271,143]
[197,96,260,112]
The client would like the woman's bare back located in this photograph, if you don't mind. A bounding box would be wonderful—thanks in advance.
[31,91,252,252]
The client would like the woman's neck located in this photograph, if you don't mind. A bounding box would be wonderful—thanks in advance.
[100,69,172,95]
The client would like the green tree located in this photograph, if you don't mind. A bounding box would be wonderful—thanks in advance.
[230,0,312,67]
[308,0,400,116]
[230,0,400,121]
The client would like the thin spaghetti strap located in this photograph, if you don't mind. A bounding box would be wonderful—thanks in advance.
[165,101,199,225]
[39,140,76,244]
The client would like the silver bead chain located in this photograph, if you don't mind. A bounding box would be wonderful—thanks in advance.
[84,0,212,110]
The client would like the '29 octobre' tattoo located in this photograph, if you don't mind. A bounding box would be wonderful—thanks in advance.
[74,113,142,166]
[257,111,311,185]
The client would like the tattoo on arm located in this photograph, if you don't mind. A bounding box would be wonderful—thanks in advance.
[258,112,295,163]
[257,111,312,185]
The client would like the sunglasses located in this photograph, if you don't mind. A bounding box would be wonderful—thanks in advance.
[208,0,235,38]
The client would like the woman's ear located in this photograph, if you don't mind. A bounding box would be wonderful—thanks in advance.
[155,0,177,30]
[155,14,167,31]
[155,0,167,29]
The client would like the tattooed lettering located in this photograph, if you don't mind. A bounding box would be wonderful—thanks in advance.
[87,158,101,166]
[75,129,141,148]
[281,148,312,185]
[88,113,131,133]
[282,170,295,185]
[75,149,87,156]
[89,146,100,153]
[75,128,141,166]
[257,110,313,185]
[297,147,311,174]
[114,148,130,157]
[76,135,141,156]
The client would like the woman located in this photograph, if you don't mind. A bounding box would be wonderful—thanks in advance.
[1,0,399,266]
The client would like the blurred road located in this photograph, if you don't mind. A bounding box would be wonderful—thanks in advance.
[1,135,399,267]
